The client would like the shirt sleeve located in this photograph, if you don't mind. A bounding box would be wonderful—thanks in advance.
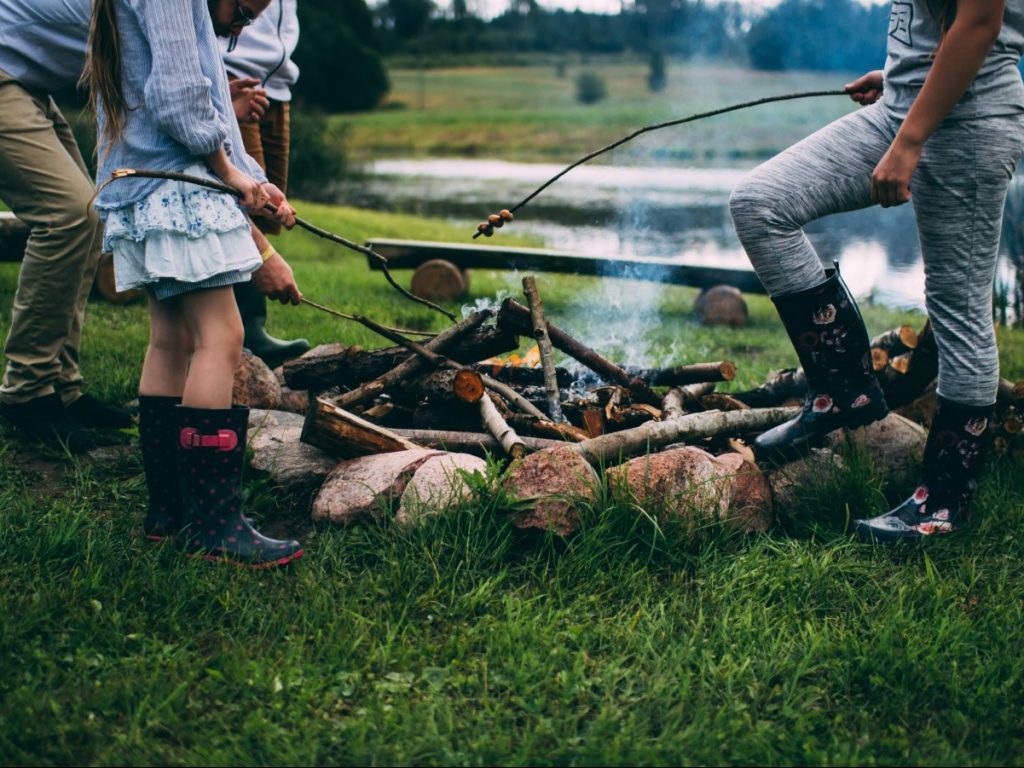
[136,0,227,156]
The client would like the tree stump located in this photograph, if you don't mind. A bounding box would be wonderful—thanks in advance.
[694,285,749,328]
[410,259,468,301]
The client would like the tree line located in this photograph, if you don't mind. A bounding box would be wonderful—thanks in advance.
[294,0,892,112]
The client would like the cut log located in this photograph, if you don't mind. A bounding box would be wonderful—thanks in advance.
[693,285,749,328]
[399,368,485,405]
[410,258,468,301]
[576,361,736,388]
[480,394,526,459]
[522,275,564,422]
[301,397,424,458]
[497,298,662,406]
[871,325,918,356]
[731,368,807,408]
[871,348,890,372]
[507,414,589,442]
[880,320,938,409]
[569,406,799,466]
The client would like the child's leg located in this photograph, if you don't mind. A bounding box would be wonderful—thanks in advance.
[139,293,193,398]
[729,103,896,296]
[176,286,244,409]
[914,116,1024,406]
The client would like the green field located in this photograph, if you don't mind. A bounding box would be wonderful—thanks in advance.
[2,201,1024,765]
[336,62,864,164]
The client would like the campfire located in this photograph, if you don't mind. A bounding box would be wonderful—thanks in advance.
[235,278,1024,536]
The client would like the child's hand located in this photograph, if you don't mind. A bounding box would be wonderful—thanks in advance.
[845,70,884,105]
[252,251,302,305]
[221,165,268,210]
[229,77,269,123]
[260,183,297,229]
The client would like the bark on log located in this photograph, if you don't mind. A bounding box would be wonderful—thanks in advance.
[871,325,918,356]
[576,361,736,387]
[568,406,799,466]
[301,397,424,457]
[522,276,564,422]
[507,414,589,442]
[389,428,563,455]
[480,394,526,459]
[472,363,573,388]
[398,368,485,405]
[731,368,807,407]
[699,393,750,412]
[881,320,938,409]
[497,298,662,406]
[283,316,516,391]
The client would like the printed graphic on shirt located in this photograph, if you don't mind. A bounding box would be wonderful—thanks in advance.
[889,1,914,46]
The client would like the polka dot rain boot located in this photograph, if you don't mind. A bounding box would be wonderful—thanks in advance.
[138,395,182,541]
[753,269,889,463]
[176,405,303,569]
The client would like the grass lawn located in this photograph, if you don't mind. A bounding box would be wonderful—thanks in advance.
[2,202,1024,765]
[336,62,865,165]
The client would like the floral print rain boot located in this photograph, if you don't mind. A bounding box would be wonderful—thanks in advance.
[753,270,888,462]
[176,405,303,569]
[855,397,993,542]
[139,395,182,541]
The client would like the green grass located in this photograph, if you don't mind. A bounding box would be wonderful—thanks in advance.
[336,62,863,164]
[2,202,1024,765]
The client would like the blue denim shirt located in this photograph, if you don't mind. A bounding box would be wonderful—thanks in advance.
[0,0,90,93]
[94,0,266,211]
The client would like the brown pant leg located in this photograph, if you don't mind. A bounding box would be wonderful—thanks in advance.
[0,72,101,404]
[238,100,290,236]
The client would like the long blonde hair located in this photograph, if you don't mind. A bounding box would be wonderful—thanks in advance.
[82,0,128,147]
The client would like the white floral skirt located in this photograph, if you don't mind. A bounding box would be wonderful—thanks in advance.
[101,164,261,297]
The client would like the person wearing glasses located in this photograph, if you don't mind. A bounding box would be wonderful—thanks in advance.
[0,0,135,451]
[84,0,304,568]
[220,0,311,368]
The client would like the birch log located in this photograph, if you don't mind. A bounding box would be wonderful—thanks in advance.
[480,394,526,459]
[522,276,564,422]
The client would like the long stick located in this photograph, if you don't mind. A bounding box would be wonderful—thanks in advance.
[522,276,564,422]
[480,393,526,459]
[473,89,856,237]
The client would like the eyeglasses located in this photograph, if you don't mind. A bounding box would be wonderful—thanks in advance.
[231,0,256,27]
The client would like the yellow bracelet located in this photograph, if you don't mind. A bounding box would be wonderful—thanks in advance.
[260,245,276,263]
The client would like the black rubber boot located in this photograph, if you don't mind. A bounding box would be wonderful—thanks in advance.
[753,270,888,463]
[66,393,134,429]
[138,395,182,541]
[855,396,993,542]
[0,393,93,453]
[176,405,303,569]
[234,280,309,369]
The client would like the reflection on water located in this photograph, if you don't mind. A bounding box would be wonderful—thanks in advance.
[336,158,1023,317]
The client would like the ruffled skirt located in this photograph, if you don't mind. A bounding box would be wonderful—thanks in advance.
[101,164,261,297]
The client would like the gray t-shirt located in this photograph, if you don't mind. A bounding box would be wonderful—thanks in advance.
[883,0,1024,119]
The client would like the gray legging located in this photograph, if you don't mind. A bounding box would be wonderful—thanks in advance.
[729,101,1024,406]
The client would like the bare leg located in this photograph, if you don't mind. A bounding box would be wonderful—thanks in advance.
[177,286,244,409]
[139,293,193,398]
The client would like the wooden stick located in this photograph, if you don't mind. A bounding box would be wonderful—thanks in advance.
[568,406,799,466]
[506,414,589,442]
[333,310,491,410]
[497,298,662,406]
[621,361,736,385]
[480,394,526,459]
[522,276,565,422]
[871,325,918,355]
[389,428,562,455]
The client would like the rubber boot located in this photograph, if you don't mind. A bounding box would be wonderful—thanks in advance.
[753,270,888,463]
[138,395,182,541]
[176,405,303,569]
[234,280,309,369]
[855,396,993,542]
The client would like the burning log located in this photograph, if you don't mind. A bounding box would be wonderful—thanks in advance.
[480,394,526,459]
[283,315,516,392]
[497,298,662,406]
[301,397,424,458]
[522,276,565,422]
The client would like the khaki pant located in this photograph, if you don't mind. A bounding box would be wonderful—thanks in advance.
[239,99,290,235]
[0,70,101,405]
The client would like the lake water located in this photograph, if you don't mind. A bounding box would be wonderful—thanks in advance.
[337,158,1024,319]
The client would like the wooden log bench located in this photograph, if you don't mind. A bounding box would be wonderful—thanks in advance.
[364,238,768,300]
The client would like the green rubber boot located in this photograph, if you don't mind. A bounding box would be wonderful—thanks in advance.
[234,279,309,369]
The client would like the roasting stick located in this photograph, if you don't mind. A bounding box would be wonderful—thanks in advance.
[100,168,456,320]
[472,87,864,238]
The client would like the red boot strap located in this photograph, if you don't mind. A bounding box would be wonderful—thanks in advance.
[179,427,238,451]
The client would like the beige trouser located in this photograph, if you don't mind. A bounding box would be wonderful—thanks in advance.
[0,70,101,405]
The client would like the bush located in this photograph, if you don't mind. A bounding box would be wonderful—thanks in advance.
[575,71,607,105]
[287,111,348,200]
